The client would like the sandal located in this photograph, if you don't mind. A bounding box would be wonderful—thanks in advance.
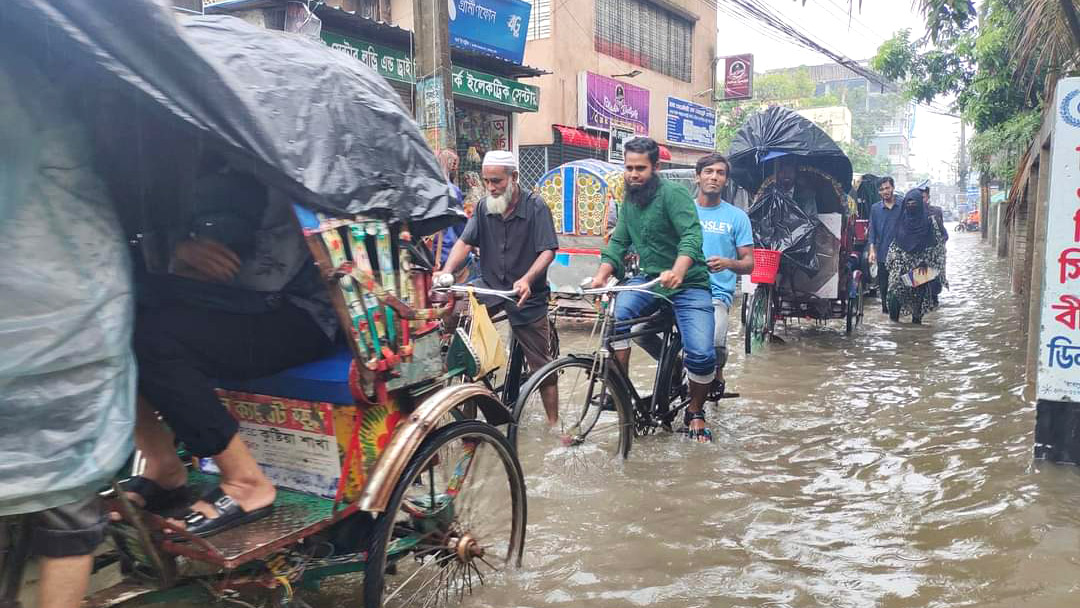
[683,410,713,443]
[174,487,274,538]
[117,476,191,514]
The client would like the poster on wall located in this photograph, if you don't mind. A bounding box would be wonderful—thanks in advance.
[448,0,532,65]
[608,122,635,163]
[578,71,649,135]
[1037,77,1080,402]
[666,97,716,150]
[722,54,754,101]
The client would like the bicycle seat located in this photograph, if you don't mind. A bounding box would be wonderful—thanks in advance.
[216,345,354,404]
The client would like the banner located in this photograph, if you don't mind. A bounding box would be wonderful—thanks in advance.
[578,71,649,134]
[1038,77,1080,402]
[723,54,754,101]
[448,0,532,65]
[608,122,636,163]
[666,96,716,150]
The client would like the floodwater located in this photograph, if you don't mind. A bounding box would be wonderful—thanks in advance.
[465,229,1080,608]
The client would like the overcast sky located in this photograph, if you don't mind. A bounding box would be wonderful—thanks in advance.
[716,0,963,180]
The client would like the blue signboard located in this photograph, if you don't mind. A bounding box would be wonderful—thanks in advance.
[666,97,716,151]
[448,0,531,65]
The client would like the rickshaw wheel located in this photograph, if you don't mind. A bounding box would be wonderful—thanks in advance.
[363,420,526,608]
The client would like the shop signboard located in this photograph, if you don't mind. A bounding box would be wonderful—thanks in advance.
[322,32,415,85]
[722,54,754,101]
[323,32,539,112]
[578,71,649,135]
[666,96,716,151]
[452,66,539,112]
[1038,77,1080,402]
[448,0,532,65]
[608,121,635,163]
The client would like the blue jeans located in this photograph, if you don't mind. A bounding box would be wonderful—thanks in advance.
[610,276,716,383]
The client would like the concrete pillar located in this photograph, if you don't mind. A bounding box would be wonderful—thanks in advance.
[413,0,455,152]
[1025,146,1052,399]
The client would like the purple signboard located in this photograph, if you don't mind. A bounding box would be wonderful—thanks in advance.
[578,71,649,135]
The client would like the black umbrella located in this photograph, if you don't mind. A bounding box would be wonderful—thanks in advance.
[1,0,455,234]
[728,106,853,196]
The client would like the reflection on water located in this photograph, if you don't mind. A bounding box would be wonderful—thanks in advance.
[467,231,1080,608]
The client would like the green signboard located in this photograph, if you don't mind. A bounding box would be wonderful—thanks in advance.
[322,31,539,113]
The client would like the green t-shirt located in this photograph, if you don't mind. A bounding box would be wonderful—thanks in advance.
[600,178,709,296]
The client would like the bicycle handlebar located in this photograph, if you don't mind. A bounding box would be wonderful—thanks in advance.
[433,274,518,303]
[555,276,663,299]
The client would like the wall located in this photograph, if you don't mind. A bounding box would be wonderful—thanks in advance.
[796,106,853,144]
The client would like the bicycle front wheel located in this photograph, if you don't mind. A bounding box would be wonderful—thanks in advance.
[508,356,632,481]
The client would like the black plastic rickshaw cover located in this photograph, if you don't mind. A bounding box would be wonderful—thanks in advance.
[2,0,456,235]
[728,106,854,196]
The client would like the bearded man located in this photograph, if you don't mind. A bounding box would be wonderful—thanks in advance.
[590,137,717,442]
[440,150,560,424]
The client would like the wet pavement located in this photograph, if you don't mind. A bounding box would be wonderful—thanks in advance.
[464,229,1080,608]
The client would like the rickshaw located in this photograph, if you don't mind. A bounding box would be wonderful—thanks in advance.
[729,107,864,353]
[0,2,524,607]
[535,160,625,317]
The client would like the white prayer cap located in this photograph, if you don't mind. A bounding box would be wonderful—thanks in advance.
[482,150,518,169]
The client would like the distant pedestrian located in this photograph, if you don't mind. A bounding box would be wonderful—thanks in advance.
[918,183,948,305]
[867,176,900,313]
[886,188,948,324]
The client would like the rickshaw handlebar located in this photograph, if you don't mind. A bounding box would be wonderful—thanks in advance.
[432,275,519,303]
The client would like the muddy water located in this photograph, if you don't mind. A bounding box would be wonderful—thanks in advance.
[465,230,1080,608]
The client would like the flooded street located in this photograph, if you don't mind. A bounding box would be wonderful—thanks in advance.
[469,229,1080,608]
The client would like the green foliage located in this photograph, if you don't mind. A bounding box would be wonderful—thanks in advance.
[840,141,891,175]
[968,109,1042,183]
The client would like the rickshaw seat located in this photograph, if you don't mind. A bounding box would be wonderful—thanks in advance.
[216,345,355,404]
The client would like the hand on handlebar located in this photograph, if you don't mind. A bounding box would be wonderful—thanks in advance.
[512,277,531,307]
[659,269,683,290]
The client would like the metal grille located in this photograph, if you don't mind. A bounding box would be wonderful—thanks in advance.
[594,0,692,82]
[519,145,550,191]
[523,0,552,40]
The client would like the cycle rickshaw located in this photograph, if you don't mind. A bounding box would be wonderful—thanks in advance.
[729,107,865,353]
[0,3,524,607]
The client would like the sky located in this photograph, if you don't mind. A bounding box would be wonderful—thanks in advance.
[716,0,963,180]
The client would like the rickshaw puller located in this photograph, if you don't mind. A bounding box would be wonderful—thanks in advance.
[439,151,560,424]
[590,137,716,442]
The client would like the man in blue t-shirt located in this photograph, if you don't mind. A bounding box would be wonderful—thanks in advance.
[694,154,754,386]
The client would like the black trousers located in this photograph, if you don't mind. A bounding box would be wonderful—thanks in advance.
[877,261,890,311]
[134,302,333,457]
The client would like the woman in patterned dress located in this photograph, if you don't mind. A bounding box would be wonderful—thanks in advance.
[886,188,946,324]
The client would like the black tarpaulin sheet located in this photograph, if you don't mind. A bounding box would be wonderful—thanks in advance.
[1,0,455,234]
[748,185,820,275]
[728,106,853,196]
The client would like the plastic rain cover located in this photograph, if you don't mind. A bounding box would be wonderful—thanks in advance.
[728,106,853,197]
[0,58,135,516]
[748,185,821,275]
[1,0,457,235]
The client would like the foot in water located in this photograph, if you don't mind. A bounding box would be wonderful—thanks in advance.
[685,410,712,443]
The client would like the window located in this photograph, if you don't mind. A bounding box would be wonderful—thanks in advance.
[523,0,552,40]
[594,0,693,82]
[888,144,902,156]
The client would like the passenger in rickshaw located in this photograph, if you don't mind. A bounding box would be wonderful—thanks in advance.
[439,151,561,424]
[126,164,338,537]
[590,137,717,442]
[773,156,818,219]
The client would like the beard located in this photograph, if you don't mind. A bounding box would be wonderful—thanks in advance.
[627,175,660,208]
[486,185,515,215]
[701,187,723,203]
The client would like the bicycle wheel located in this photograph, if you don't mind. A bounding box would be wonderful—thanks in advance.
[744,284,771,354]
[364,420,526,608]
[508,356,632,480]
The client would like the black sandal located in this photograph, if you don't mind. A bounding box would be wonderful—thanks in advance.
[683,410,713,443]
[117,476,191,514]
[175,487,274,538]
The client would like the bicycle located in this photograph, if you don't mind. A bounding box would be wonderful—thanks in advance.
[507,277,737,476]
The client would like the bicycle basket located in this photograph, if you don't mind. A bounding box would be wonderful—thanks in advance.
[751,249,782,284]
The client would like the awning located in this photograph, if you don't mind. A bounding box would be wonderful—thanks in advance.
[552,125,672,160]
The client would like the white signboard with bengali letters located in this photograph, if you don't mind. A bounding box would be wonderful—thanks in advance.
[1038,78,1080,402]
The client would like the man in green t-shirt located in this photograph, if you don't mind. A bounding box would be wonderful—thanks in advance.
[590,137,716,442]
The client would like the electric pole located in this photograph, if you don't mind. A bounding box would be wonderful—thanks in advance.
[413,0,456,151]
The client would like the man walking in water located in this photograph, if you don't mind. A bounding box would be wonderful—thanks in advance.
[591,137,716,442]
[868,176,900,313]
[694,154,754,391]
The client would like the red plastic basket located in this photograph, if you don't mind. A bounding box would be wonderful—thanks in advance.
[750,249,782,284]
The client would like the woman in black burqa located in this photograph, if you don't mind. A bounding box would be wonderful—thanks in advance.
[886,188,947,323]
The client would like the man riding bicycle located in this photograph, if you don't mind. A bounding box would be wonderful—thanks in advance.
[589,137,716,442]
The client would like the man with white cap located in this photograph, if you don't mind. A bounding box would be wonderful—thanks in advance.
[440,150,561,425]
